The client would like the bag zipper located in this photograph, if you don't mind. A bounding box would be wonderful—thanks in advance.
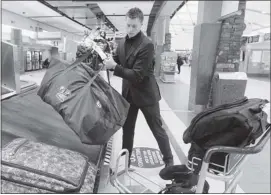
[189,97,248,131]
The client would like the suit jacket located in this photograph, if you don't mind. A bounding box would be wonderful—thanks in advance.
[113,32,161,107]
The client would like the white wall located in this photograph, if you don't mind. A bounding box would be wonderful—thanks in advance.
[2,32,10,41]
[2,31,37,44]
[2,9,83,42]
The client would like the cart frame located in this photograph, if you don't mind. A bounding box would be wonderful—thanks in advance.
[110,125,270,193]
[194,125,270,193]
[110,149,164,193]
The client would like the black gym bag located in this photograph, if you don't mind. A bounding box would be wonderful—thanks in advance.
[37,51,130,145]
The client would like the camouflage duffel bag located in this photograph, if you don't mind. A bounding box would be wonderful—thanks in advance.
[1,138,98,193]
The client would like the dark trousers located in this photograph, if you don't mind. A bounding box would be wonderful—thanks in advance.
[177,64,181,73]
[122,102,173,163]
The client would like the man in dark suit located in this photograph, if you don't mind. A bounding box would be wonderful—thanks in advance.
[104,7,173,167]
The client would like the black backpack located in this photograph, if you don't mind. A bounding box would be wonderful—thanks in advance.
[183,97,269,173]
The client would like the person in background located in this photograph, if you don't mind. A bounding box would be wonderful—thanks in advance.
[42,58,50,69]
[103,7,174,168]
[177,54,183,74]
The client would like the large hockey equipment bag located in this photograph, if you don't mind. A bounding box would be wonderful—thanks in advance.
[37,51,130,145]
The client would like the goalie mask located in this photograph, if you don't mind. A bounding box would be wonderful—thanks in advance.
[76,31,111,71]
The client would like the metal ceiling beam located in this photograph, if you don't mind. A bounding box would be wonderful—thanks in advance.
[29,16,63,18]
[147,1,188,36]
[87,3,118,32]
[31,16,97,20]
[56,6,88,9]
[170,0,187,19]
[106,14,150,17]
[30,15,97,21]
[37,0,92,31]
[74,16,96,20]
[246,8,270,16]
[147,0,165,36]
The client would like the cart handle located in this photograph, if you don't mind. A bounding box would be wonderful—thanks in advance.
[203,126,270,163]
[111,149,130,180]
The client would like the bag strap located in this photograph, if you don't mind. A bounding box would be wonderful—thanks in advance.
[106,69,111,85]
[62,50,94,75]
[63,49,111,86]
[84,64,105,88]
[1,159,89,193]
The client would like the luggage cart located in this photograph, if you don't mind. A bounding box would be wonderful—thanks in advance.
[110,126,270,194]
[110,149,164,193]
[188,125,270,193]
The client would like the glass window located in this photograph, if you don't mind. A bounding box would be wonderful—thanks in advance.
[251,50,262,63]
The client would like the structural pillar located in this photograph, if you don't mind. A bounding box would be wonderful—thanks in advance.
[188,0,247,112]
[153,16,171,77]
[10,28,24,74]
[163,16,171,52]
[208,1,247,107]
[188,1,223,112]
[197,1,223,24]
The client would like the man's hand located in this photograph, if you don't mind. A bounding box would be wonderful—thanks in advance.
[103,56,117,69]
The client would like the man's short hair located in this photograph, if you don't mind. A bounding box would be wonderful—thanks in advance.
[126,7,144,23]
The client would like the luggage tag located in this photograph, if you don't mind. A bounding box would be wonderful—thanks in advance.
[92,42,107,61]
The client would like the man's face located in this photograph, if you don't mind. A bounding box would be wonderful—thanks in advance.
[125,17,143,38]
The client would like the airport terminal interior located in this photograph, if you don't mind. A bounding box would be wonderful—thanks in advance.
[1,0,270,194]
